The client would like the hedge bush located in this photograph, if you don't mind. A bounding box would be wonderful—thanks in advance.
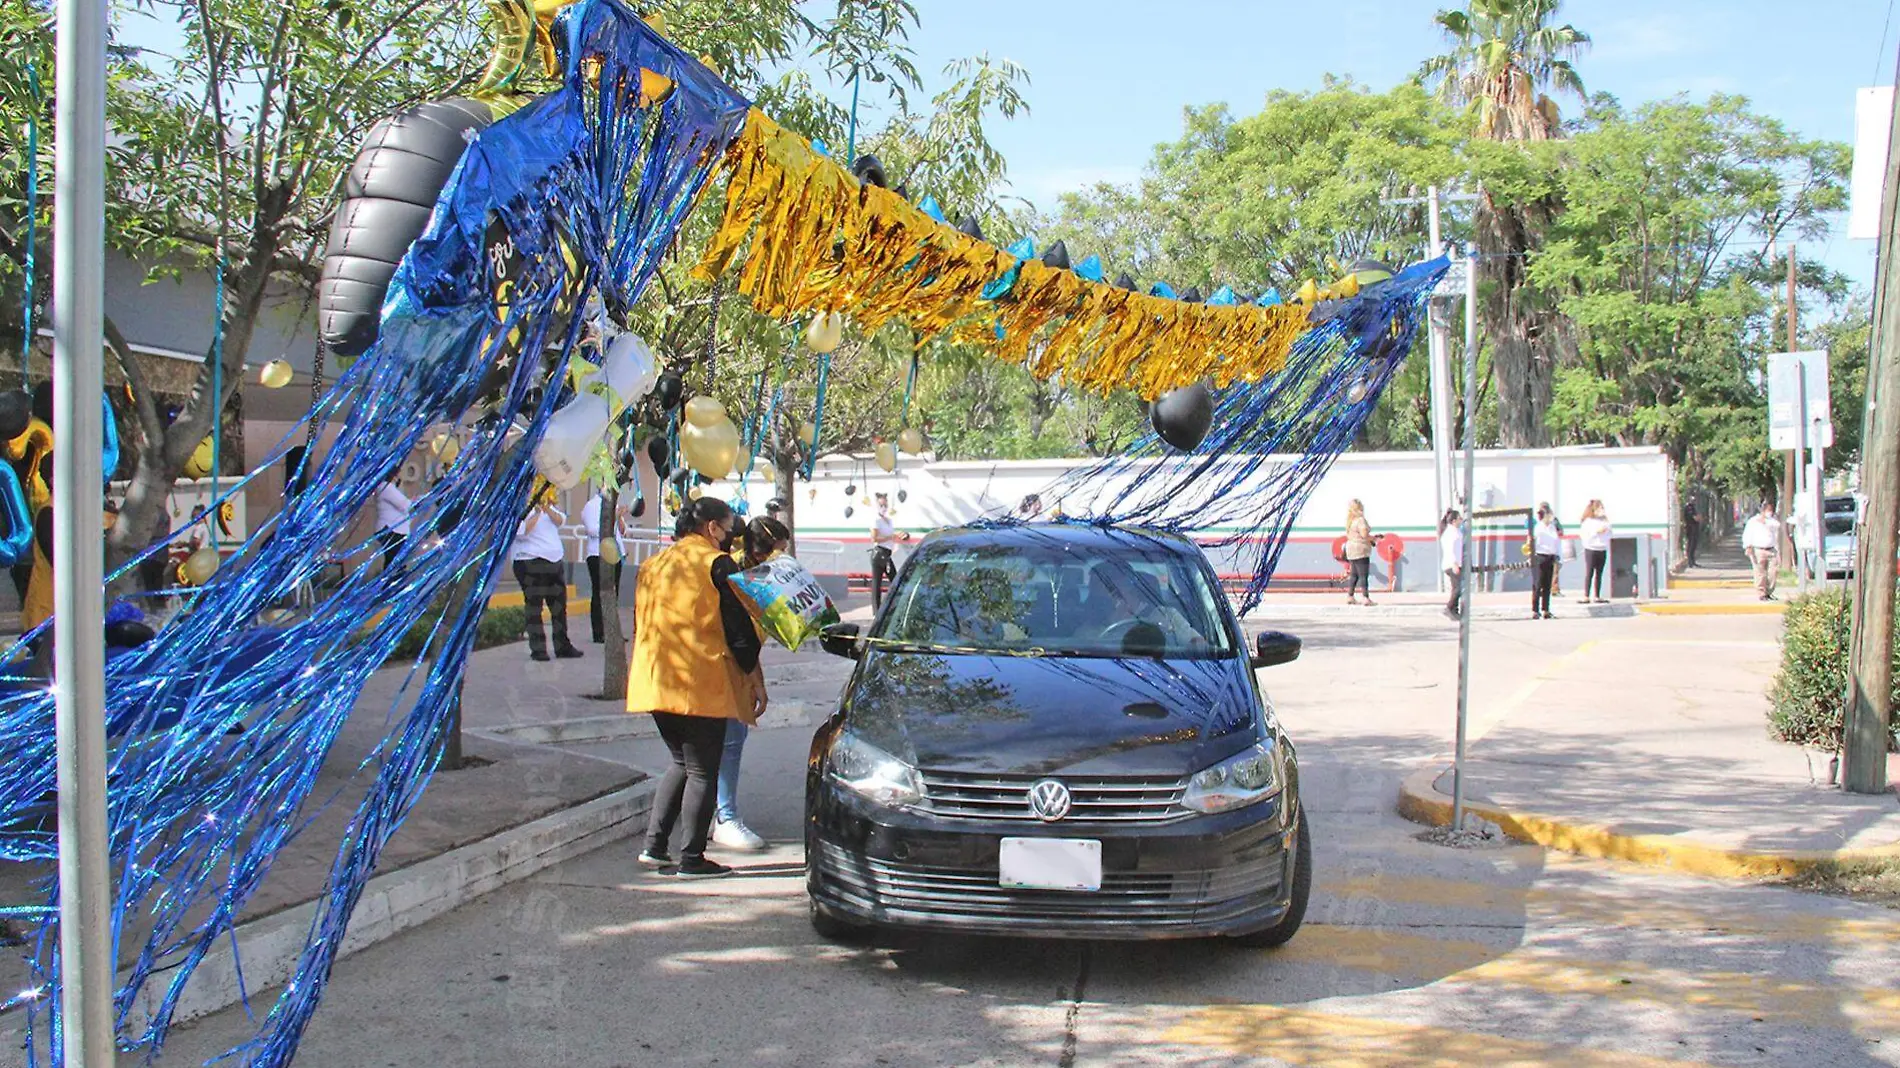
[1767,591,1900,753]
[388,604,528,663]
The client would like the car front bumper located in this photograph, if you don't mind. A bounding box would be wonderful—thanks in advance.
[806,783,1298,940]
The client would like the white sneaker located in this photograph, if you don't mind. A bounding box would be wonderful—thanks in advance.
[712,817,767,851]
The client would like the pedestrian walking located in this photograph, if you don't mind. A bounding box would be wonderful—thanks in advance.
[869,492,904,611]
[512,484,581,662]
[1343,499,1376,606]
[374,473,411,571]
[1439,508,1464,620]
[629,498,764,879]
[581,491,626,644]
[1682,500,1702,568]
[713,515,790,853]
[1529,502,1562,619]
[1742,502,1783,601]
[1579,500,1612,604]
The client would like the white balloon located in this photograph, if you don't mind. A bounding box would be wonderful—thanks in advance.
[534,333,659,490]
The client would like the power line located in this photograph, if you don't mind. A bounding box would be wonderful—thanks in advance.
[1876,0,1898,86]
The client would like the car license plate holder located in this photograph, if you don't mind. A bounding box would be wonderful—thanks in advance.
[999,837,1102,891]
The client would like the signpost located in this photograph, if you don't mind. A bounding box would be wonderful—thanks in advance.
[1767,351,1832,591]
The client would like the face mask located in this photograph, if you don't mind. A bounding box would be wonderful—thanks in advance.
[716,525,736,552]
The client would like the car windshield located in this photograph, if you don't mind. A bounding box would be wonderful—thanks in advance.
[1825,515,1855,536]
[874,537,1236,659]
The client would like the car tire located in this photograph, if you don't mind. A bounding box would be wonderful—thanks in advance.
[808,895,871,943]
[1230,809,1311,949]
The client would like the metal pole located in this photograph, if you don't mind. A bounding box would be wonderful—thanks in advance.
[1812,420,1827,591]
[1451,244,1479,832]
[1782,246,1799,566]
[53,0,116,1057]
[1426,187,1454,591]
[1795,372,1810,595]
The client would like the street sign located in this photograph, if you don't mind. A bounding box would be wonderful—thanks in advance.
[1767,350,1833,451]
[1431,257,1468,299]
[1850,87,1895,241]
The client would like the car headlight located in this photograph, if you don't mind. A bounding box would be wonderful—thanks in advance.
[1181,742,1282,814]
[827,730,923,808]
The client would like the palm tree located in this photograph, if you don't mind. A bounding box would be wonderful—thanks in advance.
[1419,1,1590,448]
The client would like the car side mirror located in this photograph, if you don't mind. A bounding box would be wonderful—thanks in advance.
[1251,630,1301,670]
[820,622,863,661]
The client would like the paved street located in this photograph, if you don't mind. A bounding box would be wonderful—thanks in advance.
[154,613,1900,1066]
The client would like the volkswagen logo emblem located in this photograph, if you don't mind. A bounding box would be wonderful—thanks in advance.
[1027,779,1072,822]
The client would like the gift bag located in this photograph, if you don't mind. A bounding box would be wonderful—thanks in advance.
[727,555,841,651]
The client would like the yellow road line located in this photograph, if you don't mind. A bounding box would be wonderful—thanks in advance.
[1163,1003,1724,1067]
[1274,925,1900,1032]
[1639,603,1784,616]
[1320,872,1900,945]
[486,585,586,611]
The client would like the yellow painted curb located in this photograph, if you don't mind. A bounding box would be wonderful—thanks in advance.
[1397,765,1900,880]
[1670,579,1756,590]
[486,585,586,612]
[1639,602,1784,616]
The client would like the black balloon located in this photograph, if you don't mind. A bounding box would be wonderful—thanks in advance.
[844,483,856,496]
[852,154,888,188]
[1150,381,1215,452]
[843,505,854,519]
[1179,286,1204,303]
[30,381,51,426]
[896,489,908,503]
[105,619,157,648]
[1040,240,1071,271]
[654,372,684,410]
[630,497,647,519]
[956,215,985,242]
[1113,273,1138,292]
[646,434,671,474]
[317,98,495,357]
[0,392,31,442]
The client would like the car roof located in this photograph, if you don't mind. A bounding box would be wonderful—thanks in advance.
[913,522,1203,558]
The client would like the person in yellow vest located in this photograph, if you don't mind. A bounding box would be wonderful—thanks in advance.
[629,498,764,878]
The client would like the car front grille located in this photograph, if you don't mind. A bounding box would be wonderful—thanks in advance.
[813,842,1282,929]
[918,770,1188,824]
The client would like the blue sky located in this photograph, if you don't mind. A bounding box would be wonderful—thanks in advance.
[881,0,1896,289]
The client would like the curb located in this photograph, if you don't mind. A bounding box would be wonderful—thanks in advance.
[477,700,824,746]
[0,780,657,1053]
[1397,765,1900,879]
[1639,602,1785,616]
[1242,603,1639,622]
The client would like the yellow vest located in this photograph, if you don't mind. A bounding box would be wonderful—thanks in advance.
[21,539,51,637]
[627,532,744,719]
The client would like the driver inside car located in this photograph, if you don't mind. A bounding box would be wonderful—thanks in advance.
[1080,568,1204,651]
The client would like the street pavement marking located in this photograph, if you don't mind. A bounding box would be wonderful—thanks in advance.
[1161,1003,1724,1067]
[1319,872,1900,945]
[1279,925,1900,1032]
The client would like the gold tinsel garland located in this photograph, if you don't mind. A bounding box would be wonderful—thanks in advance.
[693,111,1314,399]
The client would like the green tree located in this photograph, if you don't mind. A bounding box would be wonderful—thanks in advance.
[1419,0,1590,448]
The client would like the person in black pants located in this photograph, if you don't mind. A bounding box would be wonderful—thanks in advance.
[1578,499,1612,604]
[869,492,904,611]
[581,492,624,643]
[1529,503,1562,619]
[511,486,581,661]
[1682,500,1701,568]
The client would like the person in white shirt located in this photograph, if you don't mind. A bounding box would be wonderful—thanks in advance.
[513,485,580,661]
[581,492,627,644]
[1438,509,1464,620]
[1529,502,1563,620]
[1578,499,1613,604]
[869,493,907,611]
[374,475,412,572]
[1741,502,1784,601]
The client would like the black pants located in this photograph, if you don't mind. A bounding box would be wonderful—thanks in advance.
[512,558,573,657]
[644,712,729,861]
[1684,523,1700,566]
[9,561,30,604]
[1583,548,1607,600]
[1444,568,1461,616]
[1532,553,1558,615]
[1347,556,1371,598]
[377,529,406,572]
[585,554,623,643]
[870,546,896,610]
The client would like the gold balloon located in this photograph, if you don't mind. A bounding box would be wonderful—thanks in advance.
[680,418,740,478]
[755,459,777,484]
[874,441,896,473]
[797,420,817,447]
[1332,272,1362,299]
[601,539,622,566]
[641,11,666,33]
[432,432,462,466]
[805,311,845,354]
[182,546,219,585]
[683,395,727,428]
[638,68,675,107]
[896,427,925,455]
[1295,279,1320,305]
[259,359,294,389]
[183,436,216,479]
[687,484,704,500]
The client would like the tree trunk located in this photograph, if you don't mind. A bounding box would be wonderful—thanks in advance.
[1476,197,1568,449]
[597,488,629,701]
[775,438,798,556]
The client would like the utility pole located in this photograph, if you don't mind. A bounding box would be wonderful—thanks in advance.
[1844,54,1900,796]
[1451,243,1480,832]
[1783,245,1799,564]
[1427,186,1453,547]
[53,0,117,1058]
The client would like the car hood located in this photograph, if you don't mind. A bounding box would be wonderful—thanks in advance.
[843,650,1261,777]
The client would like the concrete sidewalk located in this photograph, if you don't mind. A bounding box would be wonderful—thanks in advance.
[1397,610,1900,877]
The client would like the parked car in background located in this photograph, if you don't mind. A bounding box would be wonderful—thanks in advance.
[806,524,1310,948]
[1823,495,1860,579]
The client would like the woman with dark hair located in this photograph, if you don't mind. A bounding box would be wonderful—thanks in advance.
[629,497,764,878]
[1529,502,1563,620]
[712,515,791,852]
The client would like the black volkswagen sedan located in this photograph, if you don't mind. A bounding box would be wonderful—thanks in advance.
[806,523,1308,946]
